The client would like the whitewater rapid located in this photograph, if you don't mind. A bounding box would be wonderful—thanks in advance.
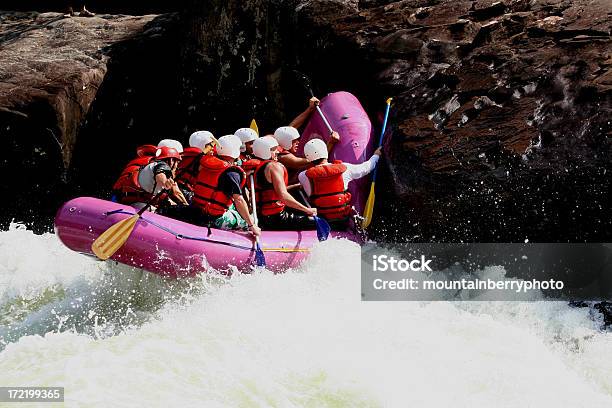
[1,223,611,407]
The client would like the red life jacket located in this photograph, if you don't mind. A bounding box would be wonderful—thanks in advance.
[242,159,287,216]
[176,147,203,192]
[193,155,246,217]
[305,161,352,221]
[112,156,153,204]
[239,152,252,163]
[240,158,260,174]
[137,144,158,157]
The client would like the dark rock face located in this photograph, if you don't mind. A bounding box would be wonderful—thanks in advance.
[291,0,611,242]
[177,0,315,134]
[1,1,610,243]
[177,0,274,132]
[0,12,169,229]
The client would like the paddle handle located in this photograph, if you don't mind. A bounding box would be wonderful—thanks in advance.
[308,88,334,135]
[370,98,392,183]
[137,189,168,216]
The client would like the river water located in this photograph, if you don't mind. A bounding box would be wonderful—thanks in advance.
[1,223,611,407]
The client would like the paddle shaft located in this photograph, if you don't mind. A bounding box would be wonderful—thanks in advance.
[137,188,168,216]
[249,174,259,227]
[248,120,262,248]
[307,88,334,135]
[298,189,331,241]
[370,99,392,183]
[92,190,164,261]
[249,174,264,250]
[298,190,312,208]
[361,98,393,230]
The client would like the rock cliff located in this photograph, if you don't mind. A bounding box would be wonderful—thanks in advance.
[1,1,610,241]
[291,0,611,241]
[0,12,177,229]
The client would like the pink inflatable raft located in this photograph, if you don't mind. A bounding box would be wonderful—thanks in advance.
[54,92,374,278]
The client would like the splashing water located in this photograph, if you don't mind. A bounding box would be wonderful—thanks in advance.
[1,224,611,407]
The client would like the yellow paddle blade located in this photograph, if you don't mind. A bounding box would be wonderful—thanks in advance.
[250,119,259,135]
[91,214,140,260]
[361,183,376,229]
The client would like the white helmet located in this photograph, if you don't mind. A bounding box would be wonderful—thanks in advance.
[273,126,300,149]
[189,130,215,150]
[216,135,242,159]
[234,128,258,152]
[252,136,279,160]
[158,139,184,153]
[304,138,328,162]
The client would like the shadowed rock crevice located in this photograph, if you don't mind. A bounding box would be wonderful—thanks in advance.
[69,14,183,201]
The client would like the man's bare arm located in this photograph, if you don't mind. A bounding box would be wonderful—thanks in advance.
[288,97,319,128]
[232,194,261,237]
[268,164,315,215]
[278,153,309,170]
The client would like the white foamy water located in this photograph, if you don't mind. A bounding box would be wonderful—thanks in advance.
[1,224,611,407]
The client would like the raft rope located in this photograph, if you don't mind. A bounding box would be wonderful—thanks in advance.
[104,209,310,253]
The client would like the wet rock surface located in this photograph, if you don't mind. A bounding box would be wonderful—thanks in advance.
[1,0,611,242]
[293,0,611,241]
[0,11,172,229]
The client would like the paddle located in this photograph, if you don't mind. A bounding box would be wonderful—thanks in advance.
[91,189,167,260]
[249,119,259,135]
[298,190,331,241]
[249,174,266,267]
[361,97,392,229]
[293,71,334,136]
[307,88,334,136]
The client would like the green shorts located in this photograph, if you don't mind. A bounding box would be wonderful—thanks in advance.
[214,204,248,230]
